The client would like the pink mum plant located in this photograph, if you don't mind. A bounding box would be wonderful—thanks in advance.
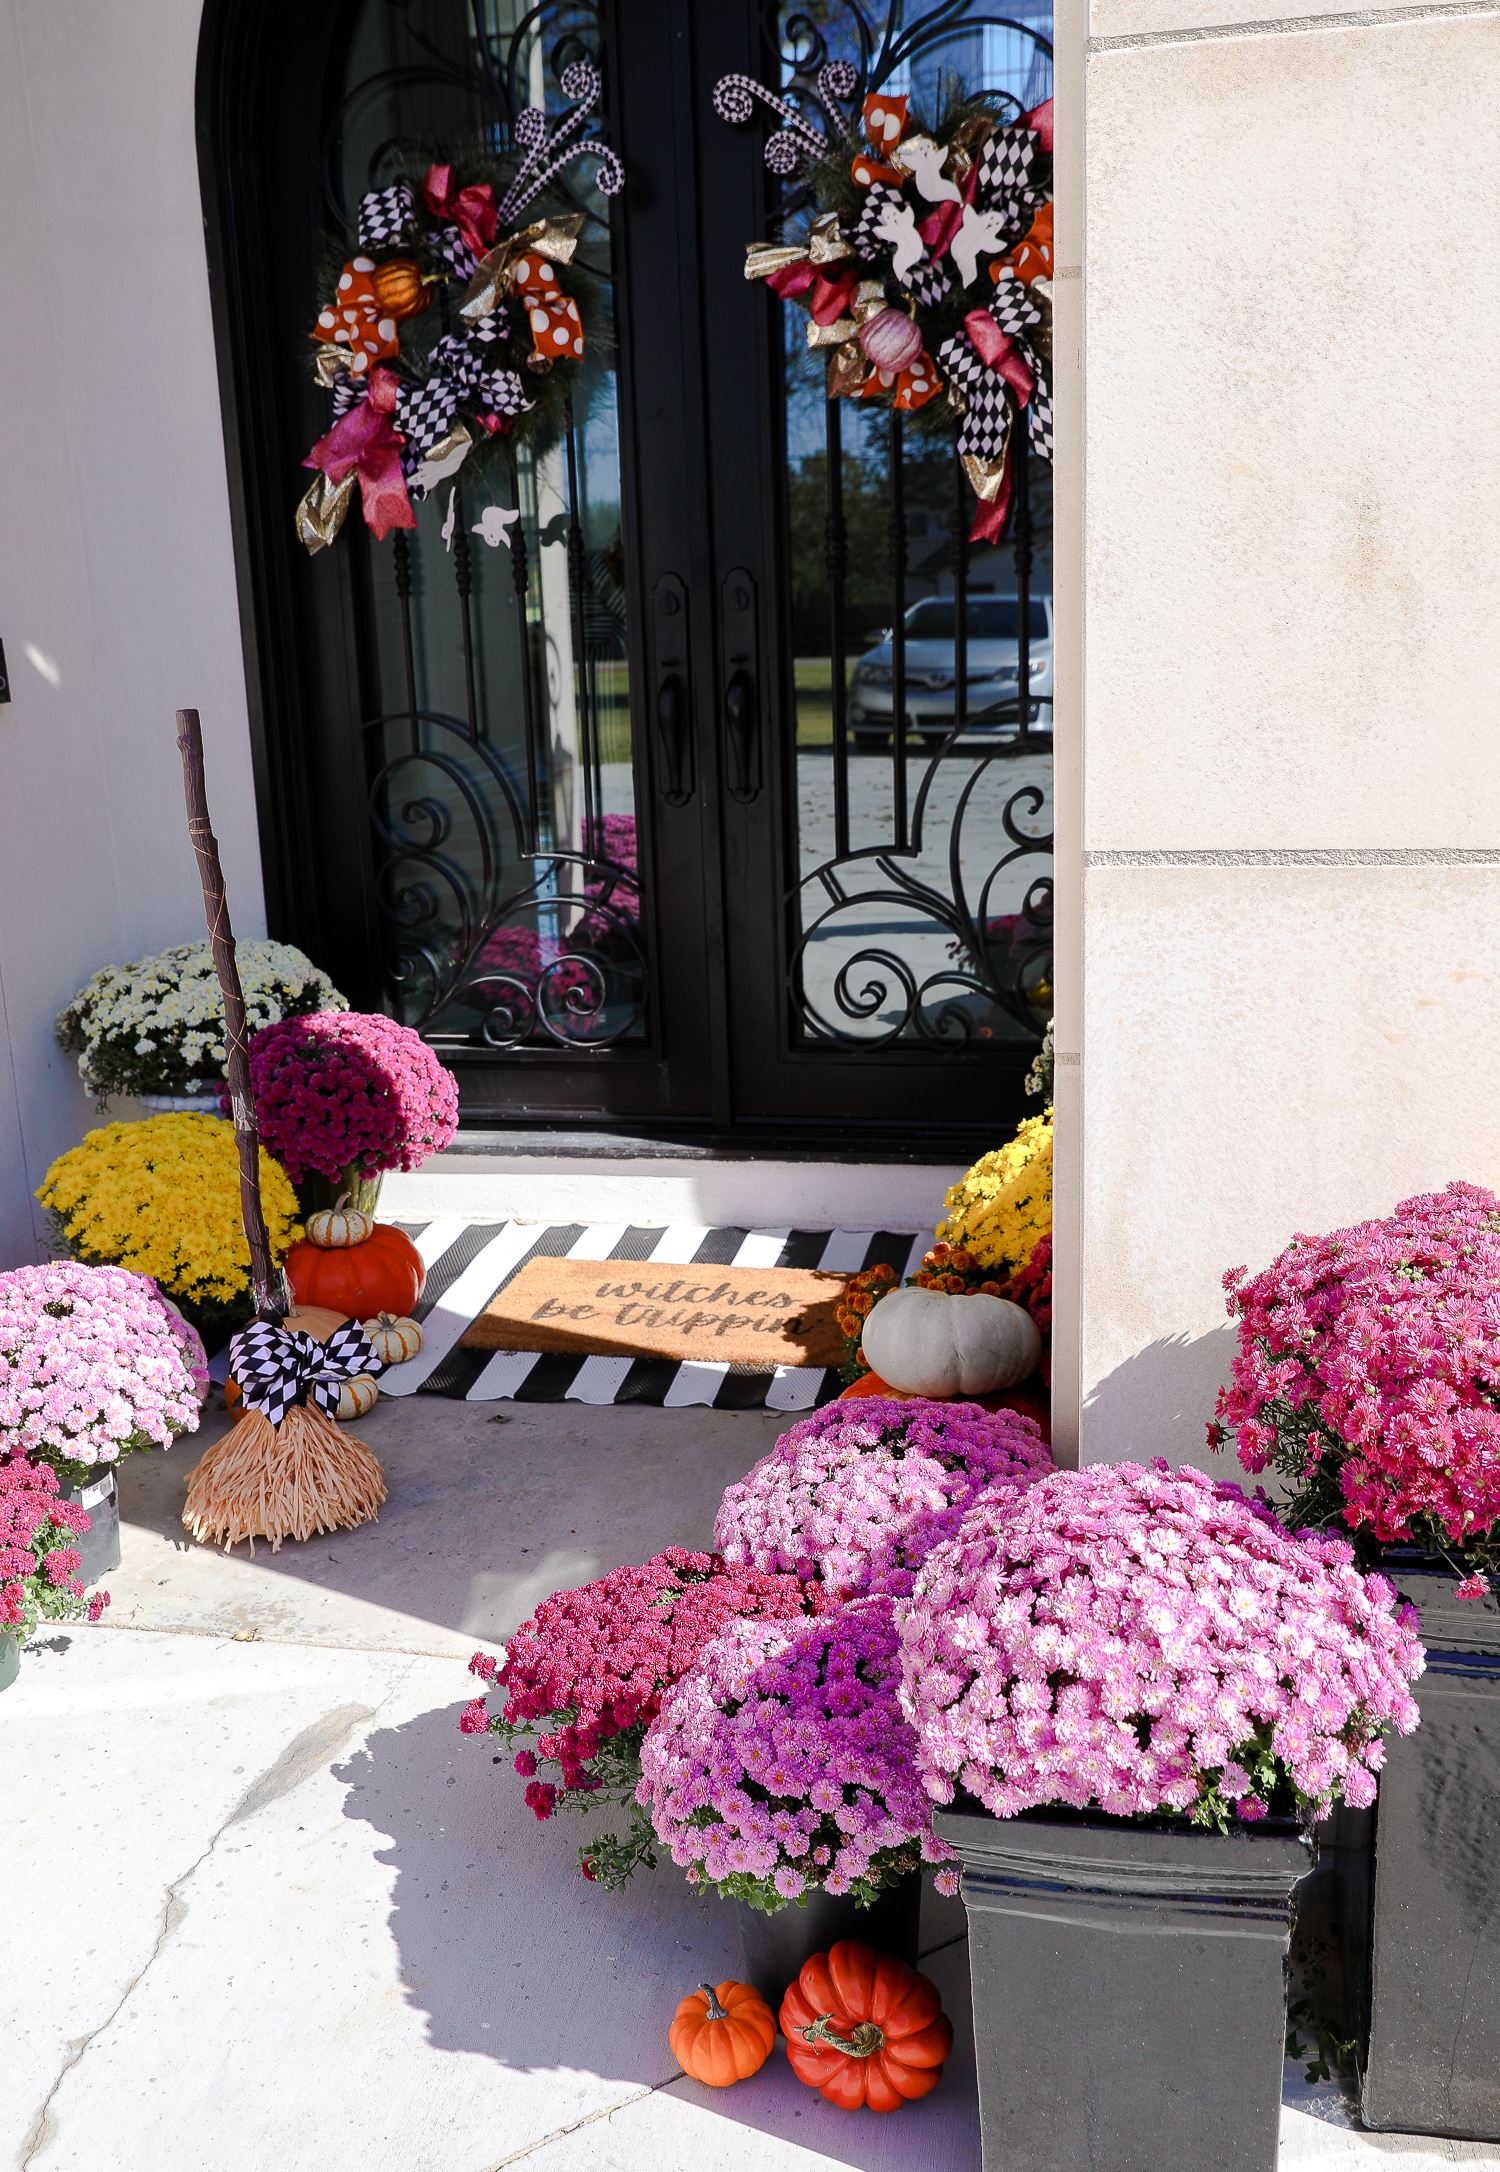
[713,1397,1052,1597]
[1210,1182,1500,1592]
[461,1547,817,1886]
[897,1461,1424,1830]
[242,1012,459,1185]
[0,1262,202,1485]
[636,1596,956,1912]
[0,1457,110,1640]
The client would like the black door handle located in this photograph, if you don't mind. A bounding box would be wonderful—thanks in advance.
[656,672,689,804]
[651,572,692,806]
[725,670,756,799]
[721,568,759,804]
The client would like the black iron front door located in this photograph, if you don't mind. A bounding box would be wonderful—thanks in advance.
[199,0,1054,1148]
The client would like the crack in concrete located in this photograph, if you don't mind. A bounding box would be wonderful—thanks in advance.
[17,1672,413,2169]
[476,2073,684,2170]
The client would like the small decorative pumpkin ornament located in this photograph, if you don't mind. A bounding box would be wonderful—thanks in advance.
[860,1284,1040,1398]
[361,1312,424,1366]
[337,1375,379,1421]
[858,306,924,373]
[669,1981,776,2088]
[305,1196,376,1249]
[781,1941,953,2113]
[286,1222,426,1319]
[369,258,430,320]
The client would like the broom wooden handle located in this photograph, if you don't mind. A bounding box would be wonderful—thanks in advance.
[175,708,287,1323]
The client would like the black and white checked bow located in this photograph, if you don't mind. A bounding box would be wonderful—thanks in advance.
[973,122,1049,229]
[936,332,1012,461]
[989,270,1053,463]
[229,1320,383,1426]
[358,181,415,252]
[394,322,528,460]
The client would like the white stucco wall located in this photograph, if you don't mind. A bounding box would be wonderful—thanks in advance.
[0,0,263,1266]
[1067,0,1500,1467]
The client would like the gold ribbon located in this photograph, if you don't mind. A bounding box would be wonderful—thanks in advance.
[295,470,357,553]
[745,212,852,285]
[313,345,353,390]
[461,213,585,323]
[745,241,810,281]
[807,212,853,265]
[807,316,855,349]
[962,415,1013,506]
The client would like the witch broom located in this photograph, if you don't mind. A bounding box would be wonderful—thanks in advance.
[174,708,388,1552]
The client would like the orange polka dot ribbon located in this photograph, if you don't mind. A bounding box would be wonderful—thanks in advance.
[993,201,1053,288]
[312,259,403,378]
[510,252,584,363]
[856,350,943,412]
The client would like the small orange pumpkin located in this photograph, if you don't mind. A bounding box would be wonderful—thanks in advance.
[669,1981,776,2088]
[781,1941,953,2113]
[361,1312,423,1365]
[369,257,431,319]
[286,1223,425,1319]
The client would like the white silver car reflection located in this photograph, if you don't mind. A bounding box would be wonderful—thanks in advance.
[847,594,1053,751]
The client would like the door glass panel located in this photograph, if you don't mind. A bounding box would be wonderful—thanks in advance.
[778,1,1054,1052]
[335,0,645,1051]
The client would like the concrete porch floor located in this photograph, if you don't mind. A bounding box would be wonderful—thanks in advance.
[6,1395,1500,2171]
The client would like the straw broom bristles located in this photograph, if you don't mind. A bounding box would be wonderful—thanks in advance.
[183,1404,387,1554]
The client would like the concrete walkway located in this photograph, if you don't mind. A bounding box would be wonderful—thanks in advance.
[5,1396,1499,2170]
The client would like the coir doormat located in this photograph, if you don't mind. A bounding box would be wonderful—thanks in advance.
[458,1256,849,1367]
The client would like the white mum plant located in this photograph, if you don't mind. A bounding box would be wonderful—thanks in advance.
[57,940,347,1104]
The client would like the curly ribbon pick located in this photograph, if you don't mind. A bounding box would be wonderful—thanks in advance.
[712,61,856,177]
[423,163,499,268]
[302,365,416,544]
[228,1320,383,1428]
[496,59,624,229]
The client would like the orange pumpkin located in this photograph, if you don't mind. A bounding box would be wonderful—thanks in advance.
[780,1941,953,2113]
[369,257,431,319]
[285,1223,425,1319]
[669,1981,776,2087]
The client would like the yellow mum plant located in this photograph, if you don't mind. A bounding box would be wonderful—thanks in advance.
[38,1115,301,1336]
[934,1110,1053,1280]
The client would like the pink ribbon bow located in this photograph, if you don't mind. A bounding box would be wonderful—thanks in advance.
[423,163,499,263]
[304,366,415,541]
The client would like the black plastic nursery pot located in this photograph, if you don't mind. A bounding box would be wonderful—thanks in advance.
[63,1469,121,1587]
[735,1869,922,2009]
[932,1801,1315,2172]
[1353,1560,1500,2139]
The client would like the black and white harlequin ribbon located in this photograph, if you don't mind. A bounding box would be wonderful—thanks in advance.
[935,333,1013,460]
[973,122,1049,229]
[989,271,1053,463]
[358,181,415,252]
[393,323,530,460]
[229,1320,383,1427]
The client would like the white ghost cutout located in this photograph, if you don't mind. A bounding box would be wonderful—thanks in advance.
[873,198,926,281]
[898,136,961,206]
[473,506,522,549]
[411,434,472,497]
[949,204,1011,290]
[441,488,457,552]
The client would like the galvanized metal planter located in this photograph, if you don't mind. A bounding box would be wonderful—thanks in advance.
[735,1869,921,2010]
[1357,1561,1500,2139]
[932,1802,1315,2172]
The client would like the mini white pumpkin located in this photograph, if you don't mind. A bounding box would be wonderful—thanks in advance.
[337,1375,380,1421]
[861,1286,1040,1398]
[361,1311,423,1365]
[305,1196,375,1248]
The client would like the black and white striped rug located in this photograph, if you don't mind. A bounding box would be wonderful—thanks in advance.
[378,1221,930,1409]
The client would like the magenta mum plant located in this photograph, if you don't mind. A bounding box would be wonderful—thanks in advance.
[0,1262,202,1487]
[242,1012,459,1185]
[461,1547,817,1886]
[637,1596,956,1913]
[0,1457,111,1640]
[1210,1182,1500,1593]
[897,1462,1424,1831]
[713,1397,1052,1597]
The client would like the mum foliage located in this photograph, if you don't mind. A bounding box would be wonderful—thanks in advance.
[934,1112,1052,1280]
[244,1012,459,1184]
[0,1457,110,1639]
[1211,1182,1500,1587]
[57,939,345,1103]
[636,1597,954,1913]
[462,1548,816,1887]
[38,1116,302,1340]
[897,1462,1423,1830]
[714,1397,1051,1598]
[0,1263,202,1481]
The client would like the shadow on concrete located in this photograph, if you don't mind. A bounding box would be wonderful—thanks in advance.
[335,1697,980,2171]
[1083,1325,1241,1472]
[114,1396,790,1649]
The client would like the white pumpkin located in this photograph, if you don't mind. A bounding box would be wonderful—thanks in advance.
[337,1375,380,1421]
[861,1286,1040,1397]
[361,1311,423,1365]
[305,1201,375,1248]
